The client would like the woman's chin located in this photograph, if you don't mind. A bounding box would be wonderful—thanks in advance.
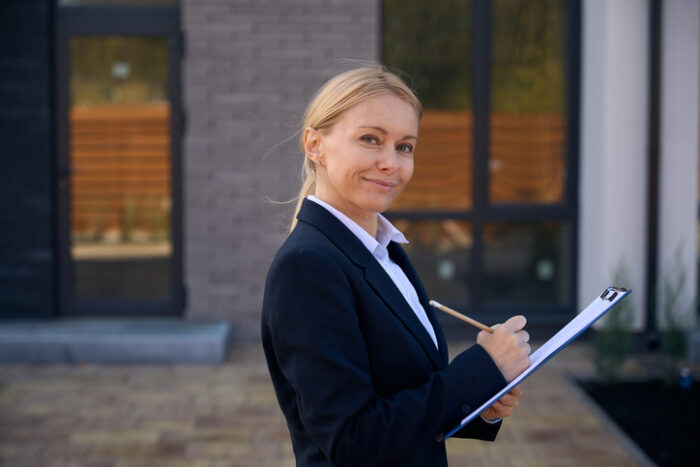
[362,196,398,214]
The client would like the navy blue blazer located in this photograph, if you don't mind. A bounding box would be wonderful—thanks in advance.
[262,199,507,466]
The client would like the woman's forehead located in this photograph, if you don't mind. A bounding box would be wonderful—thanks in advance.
[339,94,419,132]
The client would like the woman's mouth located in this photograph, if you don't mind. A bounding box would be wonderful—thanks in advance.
[364,177,395,191]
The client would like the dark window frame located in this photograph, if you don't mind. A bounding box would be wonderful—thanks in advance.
[382,0,582,326]
[55,4,184,315]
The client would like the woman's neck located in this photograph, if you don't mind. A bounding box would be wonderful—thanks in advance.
[312,194,378,238]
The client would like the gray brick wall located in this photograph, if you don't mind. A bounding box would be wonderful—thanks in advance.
[182,0,380,340]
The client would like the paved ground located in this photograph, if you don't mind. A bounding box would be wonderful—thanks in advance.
[0,341,653,467]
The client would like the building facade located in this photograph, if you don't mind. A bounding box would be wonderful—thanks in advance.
[1,0,698,344]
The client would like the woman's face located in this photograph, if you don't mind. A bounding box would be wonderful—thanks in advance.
[307,93,419,228]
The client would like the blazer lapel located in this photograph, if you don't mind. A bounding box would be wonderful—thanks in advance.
[388,242,450,365]
[296,200,444,369]
[362,260,444,370]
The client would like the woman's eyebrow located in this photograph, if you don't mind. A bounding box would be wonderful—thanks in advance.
[357,125,417,140]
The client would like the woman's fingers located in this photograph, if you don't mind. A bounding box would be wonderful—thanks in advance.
[517,330,529,343]
[496,387,522,408]
[477,316,531,382]
[486,386,523,419]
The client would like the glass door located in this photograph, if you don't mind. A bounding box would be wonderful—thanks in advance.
[69,36,172,301]
[56,4,182,314]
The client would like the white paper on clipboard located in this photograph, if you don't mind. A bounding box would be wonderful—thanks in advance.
[444,286,631,440]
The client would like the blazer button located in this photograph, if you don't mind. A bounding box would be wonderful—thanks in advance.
[433,433,444,443]
[461,404,471,414]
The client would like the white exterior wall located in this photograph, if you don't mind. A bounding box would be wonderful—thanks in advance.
[657,0,699,330]
[579,0,650,329]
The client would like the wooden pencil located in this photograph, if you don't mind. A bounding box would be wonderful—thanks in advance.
[429,300,494,334]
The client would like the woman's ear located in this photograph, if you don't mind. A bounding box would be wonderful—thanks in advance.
[303,127,323,162]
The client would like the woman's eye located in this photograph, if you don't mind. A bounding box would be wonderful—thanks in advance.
[397,143,414,154]
[360,135,379,145]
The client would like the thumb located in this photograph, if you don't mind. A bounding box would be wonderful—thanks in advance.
[477,323,500,341]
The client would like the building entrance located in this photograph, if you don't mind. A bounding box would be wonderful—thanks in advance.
[56,3,183,314]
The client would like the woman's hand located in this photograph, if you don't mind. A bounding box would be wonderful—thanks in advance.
[477,315,530,382]
[481,385,522,421]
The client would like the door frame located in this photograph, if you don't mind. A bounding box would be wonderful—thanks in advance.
[55,5,184,315]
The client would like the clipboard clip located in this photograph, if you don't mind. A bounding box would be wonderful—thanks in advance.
[600,286,627,301]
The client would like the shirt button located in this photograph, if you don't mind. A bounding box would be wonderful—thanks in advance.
[461,404,471,414]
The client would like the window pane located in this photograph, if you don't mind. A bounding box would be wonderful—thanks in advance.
[489,0,567,204]
[383,0,473,211]
[69,36,172,301]
[396,219,472,306]
[483,221,570,306]
[392,112,473,211]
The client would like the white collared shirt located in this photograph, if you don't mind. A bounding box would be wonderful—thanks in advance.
[308,195,438,349]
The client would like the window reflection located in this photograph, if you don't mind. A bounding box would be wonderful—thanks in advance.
[483,221,570,306]
[396,220,472,305]
[489,0,567,204]
[383,0,575,314]
[69,36,172,300]
[392,112,472,211]
[383,0,473,212]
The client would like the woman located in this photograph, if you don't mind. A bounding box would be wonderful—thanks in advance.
[262,66,530,466]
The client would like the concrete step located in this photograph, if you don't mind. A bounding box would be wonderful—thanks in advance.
[0,318,231,363]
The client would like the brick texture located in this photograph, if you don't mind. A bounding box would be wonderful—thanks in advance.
[0,0,55,318]
[181,0,380,339]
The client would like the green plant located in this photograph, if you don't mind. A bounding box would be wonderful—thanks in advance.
[659,245,695,385]
[593,262,634,384]
[122,194,136,242]
[88,197,108,242]
[148,196,170,242]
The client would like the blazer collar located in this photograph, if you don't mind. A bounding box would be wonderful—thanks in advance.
[296,199,445,368]
[296,199,374,268]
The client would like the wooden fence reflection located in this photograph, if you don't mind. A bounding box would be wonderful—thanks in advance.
[69,104,171,241]
[393,110,566,211]
[68,106,564,239]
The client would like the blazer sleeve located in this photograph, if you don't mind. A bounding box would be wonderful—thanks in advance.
[263,247,506,466]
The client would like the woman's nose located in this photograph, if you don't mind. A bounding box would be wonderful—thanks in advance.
[378,146,399,171]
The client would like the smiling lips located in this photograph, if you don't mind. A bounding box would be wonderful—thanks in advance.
[364,177,396,191]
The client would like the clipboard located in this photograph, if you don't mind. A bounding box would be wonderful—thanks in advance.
[444,286,631,440]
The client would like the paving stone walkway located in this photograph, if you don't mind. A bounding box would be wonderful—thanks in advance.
[0,341,650,467]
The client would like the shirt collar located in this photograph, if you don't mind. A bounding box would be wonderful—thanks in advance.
[307,195,408,255]
[375,212,408,248]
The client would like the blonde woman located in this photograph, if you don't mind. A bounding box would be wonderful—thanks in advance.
[262,66,530,466]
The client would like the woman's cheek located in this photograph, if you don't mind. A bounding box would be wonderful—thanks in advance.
[402,160,414,184]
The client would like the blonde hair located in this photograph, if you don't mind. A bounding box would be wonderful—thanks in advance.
[289,66,422,232]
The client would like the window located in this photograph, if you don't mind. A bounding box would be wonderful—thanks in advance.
[69,36,172,301]
[383,0,579,323]
[56,1,183,314]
